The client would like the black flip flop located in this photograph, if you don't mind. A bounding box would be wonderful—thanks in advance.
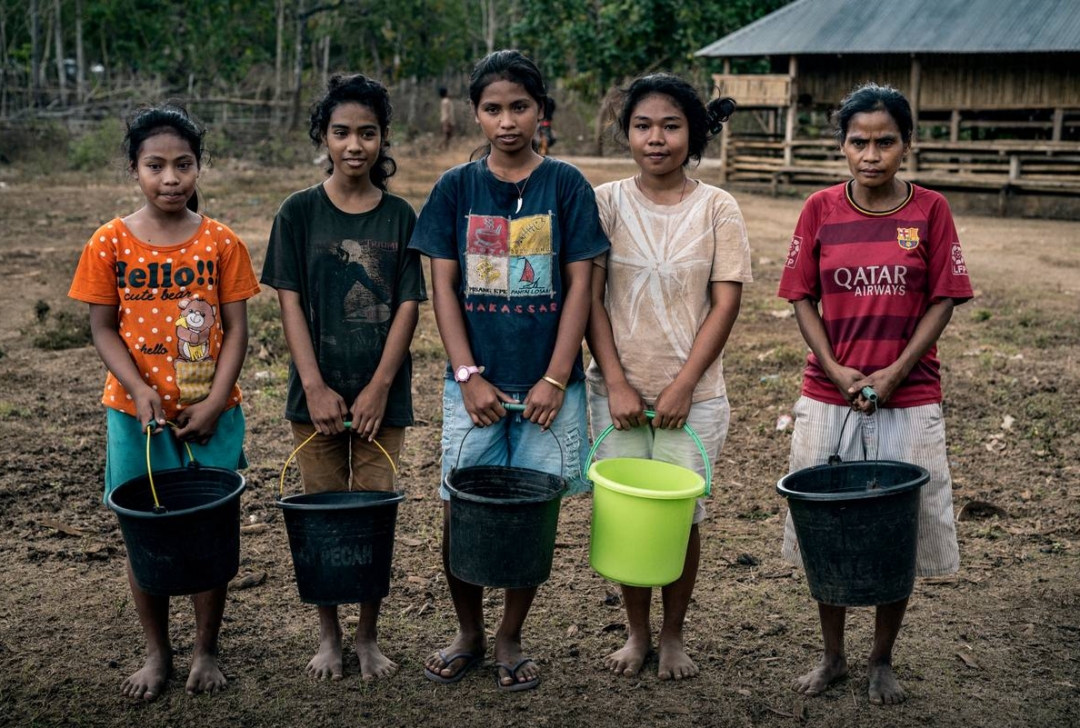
[494,658,540,692]
[423,651,482,684]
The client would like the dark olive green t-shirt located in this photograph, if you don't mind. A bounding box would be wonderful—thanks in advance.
[261,184,427,426]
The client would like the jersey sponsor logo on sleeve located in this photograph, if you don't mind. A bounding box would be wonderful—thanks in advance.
[897,227,920,250]
[950,243,968,276]
[785,235,802,268]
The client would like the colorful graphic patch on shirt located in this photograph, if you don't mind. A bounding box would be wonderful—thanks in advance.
[465,213,553,297]
[509,255,553,296]
[897,227,920,250]
[785,235,802,268]
[467,215,509,256]
[466,254,510,295]
[950,242,968,276]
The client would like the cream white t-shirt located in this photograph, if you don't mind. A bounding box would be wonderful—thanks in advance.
[586,177,752,403]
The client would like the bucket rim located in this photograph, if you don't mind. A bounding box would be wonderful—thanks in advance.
[776,460,929,502]
[276,490,405,511]
[445,465,566,505]
[107,467,246,519]
[588,458,704,500]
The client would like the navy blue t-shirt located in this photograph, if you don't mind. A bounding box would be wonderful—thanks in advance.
[409,157,609,390]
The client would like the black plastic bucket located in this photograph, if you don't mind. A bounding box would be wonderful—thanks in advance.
[777,460,927,607]
[107,464,245,596]
[277,491,404,606]
[445,466,565,589]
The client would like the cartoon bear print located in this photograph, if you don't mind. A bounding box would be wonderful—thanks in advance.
[176,297,216,362]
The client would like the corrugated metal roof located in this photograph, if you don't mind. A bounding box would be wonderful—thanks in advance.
[696,0,1080,57]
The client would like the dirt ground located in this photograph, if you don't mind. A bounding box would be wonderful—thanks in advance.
[0,146,1078,728]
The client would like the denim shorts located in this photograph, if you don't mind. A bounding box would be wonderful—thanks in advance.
[439,379,588,499]
[104,406,248,500]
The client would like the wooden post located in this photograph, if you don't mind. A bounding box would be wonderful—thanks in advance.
[718,58,732,185]
[1008,154,1021,183]
[784,55,797,168]
[719,123,730,185]
[721,58,730,185]
[908,54,921,172]
[950,109,961,142]
[1052,108,1064,142]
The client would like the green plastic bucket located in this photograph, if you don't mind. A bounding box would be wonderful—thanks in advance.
[587,413,710,587]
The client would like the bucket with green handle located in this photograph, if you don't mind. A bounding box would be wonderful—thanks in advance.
[444,403,567,589]
[587,412,710,587]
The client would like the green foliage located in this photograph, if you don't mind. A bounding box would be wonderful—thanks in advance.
[514,0,794,100]
[26,302,93,351]
[247,296,287,362]
[0,0,792,104]
[0,120,72,172]
[70,118,124,171]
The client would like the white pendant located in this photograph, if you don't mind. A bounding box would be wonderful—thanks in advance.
[515,197,523,214]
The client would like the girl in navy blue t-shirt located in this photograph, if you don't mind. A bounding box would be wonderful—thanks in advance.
[410,50,608,691]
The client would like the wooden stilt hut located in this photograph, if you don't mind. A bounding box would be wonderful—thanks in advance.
[696,0,1080,211]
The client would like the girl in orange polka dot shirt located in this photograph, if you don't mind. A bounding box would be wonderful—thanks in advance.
[68,105,259,701]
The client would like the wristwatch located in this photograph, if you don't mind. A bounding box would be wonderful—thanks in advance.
[454,364,484,383]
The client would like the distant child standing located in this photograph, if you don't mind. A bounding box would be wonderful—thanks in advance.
[439,86,455,150]
[586,74,750,681]
[68,105,260,700]
[261,74,426,682]
[410,50,609,691]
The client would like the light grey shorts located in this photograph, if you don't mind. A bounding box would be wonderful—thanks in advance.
[587,393,730,525]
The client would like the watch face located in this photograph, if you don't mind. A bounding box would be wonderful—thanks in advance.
[456,366,469,382]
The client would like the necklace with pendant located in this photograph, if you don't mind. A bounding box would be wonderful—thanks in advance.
[513,174,531,214]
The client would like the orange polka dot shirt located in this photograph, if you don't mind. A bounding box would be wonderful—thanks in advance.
[68,216,261,420]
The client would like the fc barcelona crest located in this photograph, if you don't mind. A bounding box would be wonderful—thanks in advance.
[897,227,920,250]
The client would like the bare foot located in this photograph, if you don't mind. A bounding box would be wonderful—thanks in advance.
[494,638,539,688]
[424,634,485,682]
[186,652,226,695]
[306,634,344,680]
[120,654,171,701]
[868,661,906,705]
[657,633,698,681]
[604,633,651,678]
[356,637,398,681]
[792,655,848,696]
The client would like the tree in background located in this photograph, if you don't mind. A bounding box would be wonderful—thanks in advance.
[0,0,789,155]
[512,0,790,149]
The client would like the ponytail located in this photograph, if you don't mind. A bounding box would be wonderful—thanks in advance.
[705,96,737,138]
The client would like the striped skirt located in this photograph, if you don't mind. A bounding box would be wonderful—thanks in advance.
[781,396,960,577]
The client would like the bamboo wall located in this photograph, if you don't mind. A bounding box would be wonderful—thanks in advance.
[789,53,1080,111]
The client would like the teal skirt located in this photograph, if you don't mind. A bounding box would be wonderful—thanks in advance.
[104,406,248,500]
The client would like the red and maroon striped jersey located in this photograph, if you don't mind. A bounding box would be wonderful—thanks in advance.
[778,182,973,407]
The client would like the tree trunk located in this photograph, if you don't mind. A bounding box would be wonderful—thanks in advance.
[0,5,8,116]
[53,0,66,106]
[369,30,382,80]
[31,0,43,107]
[274,0,284,123]
[321,34,330,90]
[483,0,496,54]
[75,0,85,103]
[288,0,306,131]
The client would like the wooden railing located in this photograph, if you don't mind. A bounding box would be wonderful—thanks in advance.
[723,138,1080,194]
